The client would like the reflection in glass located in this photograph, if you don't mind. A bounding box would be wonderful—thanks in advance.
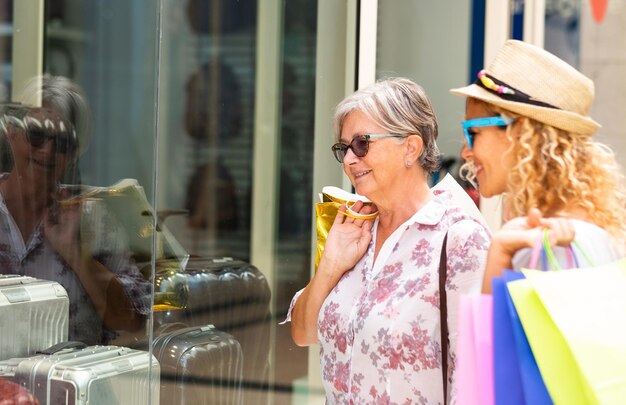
[0,0,326,403]
[0,76,151,347]
[0,1,11,102]
[545,0,581,68]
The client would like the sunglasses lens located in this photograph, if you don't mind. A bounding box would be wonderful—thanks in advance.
[351,137,369,157]
[55,132,77,154]
[25,128,77,154]
[331,135,373,162]
[26,129,47,147]
[331,144,347,163]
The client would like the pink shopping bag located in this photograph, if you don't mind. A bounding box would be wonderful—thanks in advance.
[456,294,494,405]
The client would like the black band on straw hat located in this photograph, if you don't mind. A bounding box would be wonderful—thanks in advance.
[475,70,560,110]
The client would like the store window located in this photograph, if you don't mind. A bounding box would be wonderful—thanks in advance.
[540,0,626,168]
[0,1,11,101]
[0,0,325,403]
[376,0,474,187]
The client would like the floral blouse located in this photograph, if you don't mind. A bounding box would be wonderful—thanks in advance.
[286,190,490,404]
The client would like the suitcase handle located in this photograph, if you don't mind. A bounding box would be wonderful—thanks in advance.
[36,341,87,355]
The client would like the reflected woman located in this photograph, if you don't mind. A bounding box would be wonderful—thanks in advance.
[0,75,150,344]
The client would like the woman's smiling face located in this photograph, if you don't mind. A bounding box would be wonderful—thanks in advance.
[7,107,73,185]
[340,110,406,199]
[460,99,516,198]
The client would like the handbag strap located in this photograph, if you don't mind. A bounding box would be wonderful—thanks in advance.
[439,233,449,405]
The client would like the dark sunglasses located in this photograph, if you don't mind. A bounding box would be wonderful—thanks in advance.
[24,127,78,154]
[461,116,515,149]
[331,133,405,163]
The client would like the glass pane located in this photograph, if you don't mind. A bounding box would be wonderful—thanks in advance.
[0,0,11,101]
[158,0,264,402]
[545,0,581,68]
[574,2,626,175]
[34,0,160,348]
[0,0,160,402]
[159,0,256,261]
[376,0,476,190]
[274,0,318,401]
[545,0,626,161]
[159,0,317,402]
[3,0,323,403]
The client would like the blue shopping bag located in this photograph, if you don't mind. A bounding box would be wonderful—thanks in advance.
[492,270,552,405]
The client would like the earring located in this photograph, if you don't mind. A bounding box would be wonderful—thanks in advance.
[406,160,413,167]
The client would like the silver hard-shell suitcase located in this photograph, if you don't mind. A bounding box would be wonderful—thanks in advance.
[0,275,69,359]
[152,257,270,404]
[0,342,160,405]
[137,323,243,405]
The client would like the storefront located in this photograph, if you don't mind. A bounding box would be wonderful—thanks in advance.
[0,0,623,403]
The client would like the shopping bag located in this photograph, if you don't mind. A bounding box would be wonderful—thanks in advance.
[505,230,626,405]
[492,270,553,405]
[498,231,593,405]
[491,230,573,405]
[507,276,596,405]
[456,294,494,405]
[491,229,588,405]
[314,186,376,269]
[518,259,626,405]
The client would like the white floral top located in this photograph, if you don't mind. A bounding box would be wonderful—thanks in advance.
[286,190,490,404]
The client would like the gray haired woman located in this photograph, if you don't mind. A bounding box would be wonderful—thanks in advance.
[284,78,490,404]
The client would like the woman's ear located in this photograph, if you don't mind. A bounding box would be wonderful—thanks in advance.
[405,134,423,162]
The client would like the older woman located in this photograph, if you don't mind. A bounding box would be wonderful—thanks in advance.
[450,40,626,292]
[285,78,490,404]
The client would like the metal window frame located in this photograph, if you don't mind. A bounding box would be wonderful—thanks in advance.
[11,0,44,104]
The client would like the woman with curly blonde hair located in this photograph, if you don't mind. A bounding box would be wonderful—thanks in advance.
[451,40,626,292]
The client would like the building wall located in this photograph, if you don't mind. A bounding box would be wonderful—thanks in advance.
[580,0,626,165]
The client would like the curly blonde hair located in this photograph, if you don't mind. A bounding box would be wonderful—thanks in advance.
[462,98,626,241]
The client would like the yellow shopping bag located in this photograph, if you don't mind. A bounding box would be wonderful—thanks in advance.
[314,186,377,269]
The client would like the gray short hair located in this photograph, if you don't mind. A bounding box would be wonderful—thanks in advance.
[333,77,440,172]
[18,74,90,154]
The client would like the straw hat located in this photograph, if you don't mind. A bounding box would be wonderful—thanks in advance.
[450,40,600,135]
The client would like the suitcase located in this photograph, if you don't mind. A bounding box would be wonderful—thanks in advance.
[136,323,243,405]
[0,275,69,360]
[152,257,271,403]
[0,342,160,405]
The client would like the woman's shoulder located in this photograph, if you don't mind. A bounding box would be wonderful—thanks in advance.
[439,200,491,239]
[568,219,625,259]
[433,186,490,233]
[431,202,491,252]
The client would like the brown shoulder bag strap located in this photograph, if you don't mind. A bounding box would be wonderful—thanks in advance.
[439,233,449,405]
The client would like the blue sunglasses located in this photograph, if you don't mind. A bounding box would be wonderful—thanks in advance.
[462,116,515,149]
